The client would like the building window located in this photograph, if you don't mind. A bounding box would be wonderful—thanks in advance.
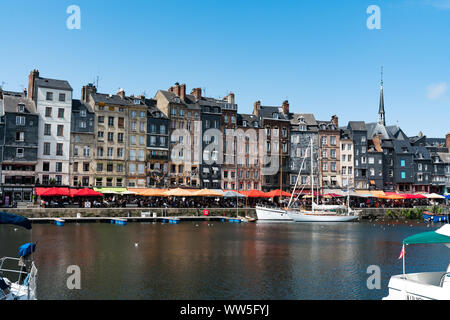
[43,162,50,172]
[56,143,63,156]
[16,148,24,158]
[117,164,123,173]
[107,164,113,172]
[15,131,25,142]
[98,116,104,124]
[118,133,124,143]
[108,132,114,142]
[58,108,64,118]
[117,148,123,158]
[45,107,52,117]
[80,121,86,129]
[55,175,62,185]
[16,116,26,126]
[97,163,103,172]
[401,171,406,179]
[330,136,336,145]
[59,93,66,102]
[107,147,113,158]
[46,92,53,101]
[57,125,64,137]
[43,142,51,155]
[83,146,90,157]
[108,117,114,127]
[44,124,51,136]
[55,162,62,172]
[96,178,102,187]
[401,160,406,167]
[118,117,124,128]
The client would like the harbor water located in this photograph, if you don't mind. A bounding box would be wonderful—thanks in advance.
[1,220,449,300]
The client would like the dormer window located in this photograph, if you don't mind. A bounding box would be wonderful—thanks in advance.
[134,99,140,105]
[273,113,278,119]
[17,104,25,113]
[243,121,247,127]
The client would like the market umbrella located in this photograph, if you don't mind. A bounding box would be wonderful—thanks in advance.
[164,188,197,197]
[239,190,271,198]
[426,193,446,199]
[73,188,103,197]
[194,189,224,197]
[39,187,70,197]
[265,189,292,198]
[403,194,427,199]
[137,189,169,197]
[223,190,246,198]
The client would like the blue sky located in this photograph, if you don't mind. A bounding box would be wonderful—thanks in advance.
[0,0,449,137]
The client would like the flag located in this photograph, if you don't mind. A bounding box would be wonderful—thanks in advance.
[398,245,405,260]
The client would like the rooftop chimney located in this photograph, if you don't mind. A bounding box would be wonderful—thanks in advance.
[226,92,235,104]
[331,115,339,128]
[180,84,186,101]
[81,83,97,103]
[253,101,261,116]
[446,133,450,150]
[117,88,125,99]
[282,100,289,115]
[191,88,202,100]
[28,69,39,101]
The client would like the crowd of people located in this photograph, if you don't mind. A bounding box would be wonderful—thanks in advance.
[38,194,446,209]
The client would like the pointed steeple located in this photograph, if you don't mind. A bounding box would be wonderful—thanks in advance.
[378,67,386,126]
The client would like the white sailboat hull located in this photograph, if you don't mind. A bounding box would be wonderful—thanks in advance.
[287,210,359,222]
[256,207,292,221]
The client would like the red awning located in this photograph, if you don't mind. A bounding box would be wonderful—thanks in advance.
[38,187,70,197]
[265,189,293,197]
[326,193,345,198]
[72,188,103,197]
[403,194,427,199]
[239,190,272,198]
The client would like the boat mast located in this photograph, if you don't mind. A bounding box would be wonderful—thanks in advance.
[280,142,283,206]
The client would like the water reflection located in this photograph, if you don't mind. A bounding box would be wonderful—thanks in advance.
[1,221,449,300]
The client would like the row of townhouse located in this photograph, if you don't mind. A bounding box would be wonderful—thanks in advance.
[0,70,448,204]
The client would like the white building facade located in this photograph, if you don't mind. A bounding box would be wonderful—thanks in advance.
[28,70,72,186]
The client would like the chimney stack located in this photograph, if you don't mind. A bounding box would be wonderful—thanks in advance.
[331,115,339,128]
[81,83,97,102]
[117,88,125,99]
[28,69,39,101]
[446,133,450,150]
[191,88,202,100]
[226,92,235,104]
[180,84,186,101]
[169,82,186,100]
[253,101,261,116]
[282,100,289,115]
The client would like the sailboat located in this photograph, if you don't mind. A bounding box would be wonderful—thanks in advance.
[0,212,37,300]
[287,137,359,222]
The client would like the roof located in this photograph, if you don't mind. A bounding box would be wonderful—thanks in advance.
[158,90,201,110]
[412,146,432,160]
[348,121,367,131]
[146,99,169,119]
[392,139,414,154]
[258,105,289,121]
[72,99,94,113]
[437,152,450,164]
[386,125,408,140]
[366,122,393,140]
[317,120,338,131]
[290,113,317,126]
[35,77,72,91]
[91,93,134,106]
[238,113,259,127]
[1,95,37,114]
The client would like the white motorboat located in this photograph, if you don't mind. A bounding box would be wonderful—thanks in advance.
[383,224,450,300]
[0,212,37,300]
[255,206,292,221]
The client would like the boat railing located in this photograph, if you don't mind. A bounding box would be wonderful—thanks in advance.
[0,257,36,300]
[439,272,450,288]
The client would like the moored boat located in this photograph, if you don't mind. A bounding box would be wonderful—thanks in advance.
[255,206,292,221]
[0,212,37,300]
[383,224,450,300]
[423,211,449,223]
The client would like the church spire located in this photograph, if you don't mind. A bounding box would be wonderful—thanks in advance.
[378,66,386,126]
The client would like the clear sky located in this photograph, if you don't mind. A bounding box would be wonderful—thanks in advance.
[0,0,449,137]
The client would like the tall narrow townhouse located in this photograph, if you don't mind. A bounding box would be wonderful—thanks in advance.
[70,99,95,187]
[81,84,131,189]
[28,70,72,186]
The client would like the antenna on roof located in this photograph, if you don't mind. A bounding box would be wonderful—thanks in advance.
[94,76,100,89]
[381,66,383,87]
